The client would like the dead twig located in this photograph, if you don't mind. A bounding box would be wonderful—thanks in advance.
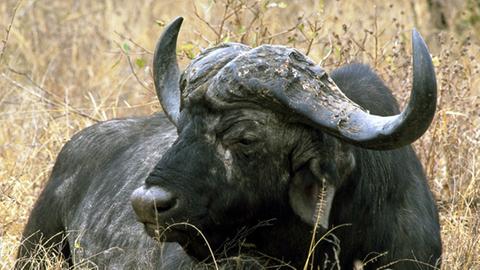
[4,68,100,122]
[113,30,153,54]
[0,0,23,63]
[193,2,221,38]
[115,41,154,94]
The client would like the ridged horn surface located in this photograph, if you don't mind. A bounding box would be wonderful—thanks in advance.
[202,30,437,150]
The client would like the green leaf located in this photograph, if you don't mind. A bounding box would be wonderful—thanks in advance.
[180,43,197,59]
[123,43,130,53]
[238,25,246,35]
[297,23,304,31]
[135,58,146,68]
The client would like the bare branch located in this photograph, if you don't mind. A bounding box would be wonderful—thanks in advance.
[0,0,23,63]
[193,2,220,38]
[115,41,154,94]
[3,68,100,122]
[113,31,153,54]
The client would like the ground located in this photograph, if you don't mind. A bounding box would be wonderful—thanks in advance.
[0,0,479,269]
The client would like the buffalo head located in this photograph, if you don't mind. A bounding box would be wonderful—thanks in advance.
[131,17,436,266]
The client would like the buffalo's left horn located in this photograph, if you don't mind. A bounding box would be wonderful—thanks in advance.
[280,29,437,150]
[153,17,183,126]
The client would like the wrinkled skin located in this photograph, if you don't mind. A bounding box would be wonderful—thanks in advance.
[130,41,441,269]
[16,64,441,270]
[136,104,352,262]
[17,20,441,270]
[130,43,359,267]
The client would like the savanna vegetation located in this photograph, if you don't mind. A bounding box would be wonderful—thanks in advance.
[1,0,479,269]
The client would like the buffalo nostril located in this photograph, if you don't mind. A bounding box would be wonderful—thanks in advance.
[150,187,177,214]
[131,185,177,222]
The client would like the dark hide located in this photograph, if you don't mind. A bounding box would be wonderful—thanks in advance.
[16,115,196,269]
[329,64,442,268]
[17,48,441,270]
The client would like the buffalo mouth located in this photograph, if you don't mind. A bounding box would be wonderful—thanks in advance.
[142,221,226,260]
[143,222,190,246]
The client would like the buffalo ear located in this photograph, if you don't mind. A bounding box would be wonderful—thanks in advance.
[288,159,335,229]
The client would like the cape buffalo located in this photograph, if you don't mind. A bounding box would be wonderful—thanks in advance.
[17,17,441,269]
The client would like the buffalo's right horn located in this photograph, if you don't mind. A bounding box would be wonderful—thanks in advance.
[153,17,183,126]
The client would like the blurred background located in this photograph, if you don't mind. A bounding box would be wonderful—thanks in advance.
[0,0,479,268]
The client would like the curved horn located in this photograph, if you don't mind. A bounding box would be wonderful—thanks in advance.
[203,29,436,150]
[273,29,436,150]
[153,17,183,125]
[336,29,437,149]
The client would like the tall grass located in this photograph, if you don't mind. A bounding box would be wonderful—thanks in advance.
[1,0,478,269]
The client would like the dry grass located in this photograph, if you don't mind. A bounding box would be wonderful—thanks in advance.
[0,0,479,269]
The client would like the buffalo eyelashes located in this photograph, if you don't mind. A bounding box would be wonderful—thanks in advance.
[232,137,258,147]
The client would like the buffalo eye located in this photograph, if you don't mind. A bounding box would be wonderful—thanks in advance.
[226,135,261,160]
[233,137,258,147]
[237,139,253,146]
[220,121,263,148]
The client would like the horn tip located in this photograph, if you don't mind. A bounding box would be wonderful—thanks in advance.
[166,16,184,32]
[154,17,184,55]
[171,16,184,26]
[411,28,428,54]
